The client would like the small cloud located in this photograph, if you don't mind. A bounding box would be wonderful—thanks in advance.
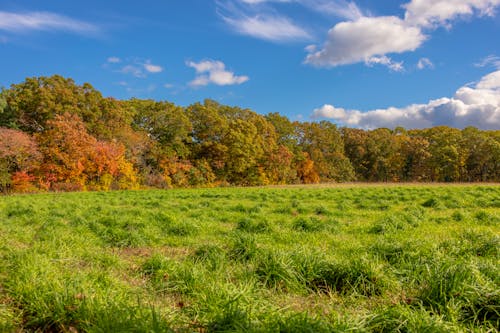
[365,55,404,72]
[144,61,163,73]
[120,64,145,78]
[240,0,363,21]
[107,56,121,63]
[304,44,317,53]
[403,0,500,29]
[417,57,434,70]
[312,104,349,120]
[217,1,311,42]
[106,57,163,78]
[164,83,174,89]
[0,11,99,35]
[303,0,364,20]
[187,59,249,87]
[221,14,312,42]
[241,0,292,3]
[474,55,500,69]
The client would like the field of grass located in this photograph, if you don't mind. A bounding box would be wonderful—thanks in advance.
[0,185,499,332]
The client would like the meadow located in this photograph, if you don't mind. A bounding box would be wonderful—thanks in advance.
[0,184,498,332]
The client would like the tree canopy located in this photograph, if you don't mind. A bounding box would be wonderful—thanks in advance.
[0,75,498,193]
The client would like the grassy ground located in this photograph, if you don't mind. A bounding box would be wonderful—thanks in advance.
[0,185,498,332]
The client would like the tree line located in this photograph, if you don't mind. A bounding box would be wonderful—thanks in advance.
[0,75,498,193]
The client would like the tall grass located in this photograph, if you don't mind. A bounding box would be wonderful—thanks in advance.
[0,185,498,331]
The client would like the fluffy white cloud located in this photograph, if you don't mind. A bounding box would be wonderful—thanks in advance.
[187,60,249,87]
[305,16,425,67]
[312,70,500,130]
[0,11,98,34]
[404,0,500,28]
[306,0,500,69]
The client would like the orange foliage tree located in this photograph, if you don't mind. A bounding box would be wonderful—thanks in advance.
[0,128,41,192]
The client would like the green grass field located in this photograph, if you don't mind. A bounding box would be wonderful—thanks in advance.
[0,185,499,332]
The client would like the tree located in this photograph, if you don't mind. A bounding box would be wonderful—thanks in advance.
[298,121,354,182]
[0,128,41,192]
[364,128,402,182]
[130,99,191,158]
[461,127,500,181]
[36,113,97,190]
[419,127,466,182]
[3,76,104,133]
[187,100,230,176]
[400,134,432,181]
[297,152,320,184]
[266,112,298,149]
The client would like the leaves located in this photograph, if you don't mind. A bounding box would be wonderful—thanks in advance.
[0,75,498,193]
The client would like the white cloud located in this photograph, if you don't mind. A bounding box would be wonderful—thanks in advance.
[220,13,311,42]
[0,11,98,35]
[475,55,500,69]
[187,60,249,87]
[218,0,364,43]
[300,0,363,20]
[109,58,163,78]
[404,0,500,28]
[305,0,500,69]
[474,69,500,89]
[143,61,163,73]
[312,70,500,130]
[417,57,434,69]
[217,0,312,42]
[241,0,292,3]
[120,65,146,78]
[305,16,425,67]
[107,57,121,63]
[240,0,363,20]
[366,55,404,72]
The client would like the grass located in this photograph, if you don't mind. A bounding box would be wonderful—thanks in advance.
[0,184,498,332]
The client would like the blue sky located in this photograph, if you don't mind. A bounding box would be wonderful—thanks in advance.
[0,0,499,129]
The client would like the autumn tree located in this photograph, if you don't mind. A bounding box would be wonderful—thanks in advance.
[298,121,354,182]
[36,113,97,190]
[461,127,500,181]
[187,100,229,178]
[0,128,41,192]
[2,76,102,133]
[1,75,499,191]
[418,127,466,182]
[399,134,432,181]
